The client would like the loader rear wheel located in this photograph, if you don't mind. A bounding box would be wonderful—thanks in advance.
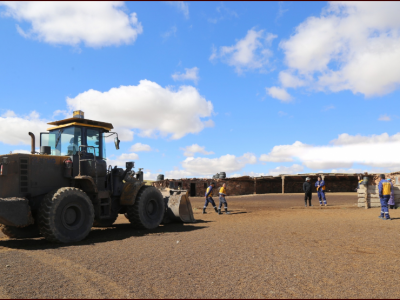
[38,187,94,243]
[125,186,165,229]
[0,224,41,239]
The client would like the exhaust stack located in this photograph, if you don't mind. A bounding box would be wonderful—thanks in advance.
[28,132,35,154]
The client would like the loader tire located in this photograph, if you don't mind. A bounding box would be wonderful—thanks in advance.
[38,187,94,243]
[125,186,165,229]
[93,212,118,227]
[0,224,41,239]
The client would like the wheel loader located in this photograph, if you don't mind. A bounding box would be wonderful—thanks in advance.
[0,110,195,243]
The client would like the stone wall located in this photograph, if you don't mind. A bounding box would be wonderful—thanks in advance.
[152,177,255,197]
[283,175,358,193]
[153,173,361,197]
[255,179,282,194]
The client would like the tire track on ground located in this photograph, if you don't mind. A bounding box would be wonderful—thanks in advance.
[17,249,132,299]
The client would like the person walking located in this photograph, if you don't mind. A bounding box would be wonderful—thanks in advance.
[315,176,327,206]
[203,182,218,214]
[303,177,313,207]
[387,178,395,209]
[218,183,231,215]
[378,174,392,220]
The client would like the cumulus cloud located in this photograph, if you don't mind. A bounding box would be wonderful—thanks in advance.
[266,86,293,102]
[182,153,257,176]
[66,80,214,141]
[210,28,277,74]
[129,143,151,152]
[278,2,400,97]
[378,114,391,121]
[0,1,143,47]
[330,132,400,145]
[208,2,238,24]
[166,1,189,19]
[172,67,199,84]
[181,144,214,157]
[268,164,304,176]
[107,152,139,168]
[0,110,48,145]
[260,132,400,171]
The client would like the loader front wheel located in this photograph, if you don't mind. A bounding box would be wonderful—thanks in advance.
[38,187,94,243]
[125,186,165,229]
[0,224,41,239]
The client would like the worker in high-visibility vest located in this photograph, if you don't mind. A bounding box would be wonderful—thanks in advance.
[378,174,392,220]
[315,176,327,206]
[218,183,231,215]
[203,182,218,214]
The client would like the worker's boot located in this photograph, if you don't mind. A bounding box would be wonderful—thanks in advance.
[218,208,222,215]
[202,207,206,214]
[225,207,231,214]
[214,207,218,213]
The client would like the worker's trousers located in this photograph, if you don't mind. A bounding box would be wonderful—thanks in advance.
[380,195,390,217]
[317,190,327,205]
[304,193,312,206]
[204,197,216,208]
[218,196,228,209]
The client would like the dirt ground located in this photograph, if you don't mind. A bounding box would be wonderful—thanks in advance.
[1,192,399,299]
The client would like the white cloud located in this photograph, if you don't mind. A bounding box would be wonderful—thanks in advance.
[378,114,391,121]
[268,164,304,176]
[323,105,335,111]
[181,153,257,175]
[129,143,151,152]
[210,28,277,74]
[278,71,306,88]
[0,1,143,47]
[66,80,214,141]
[172,67,199,84]
[279,2,400,97]
[208,2,238,24]
[260,141,309,162]
[266,86,293,102]
[260,132,400,171]
[330,168,366,174]
[107,152,139,168]
[0,110,48,145]
[165,169,193,179]
[330,132,400,145]
[166,1,189,19]
[161,25,177,40]
[12,149,31,154]
[181,144,214,157]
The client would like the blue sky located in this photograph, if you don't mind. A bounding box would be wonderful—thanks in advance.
[0,1,400,179]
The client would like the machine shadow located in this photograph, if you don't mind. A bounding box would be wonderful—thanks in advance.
[0,222,208,250]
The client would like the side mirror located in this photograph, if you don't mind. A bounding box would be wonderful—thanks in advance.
[114,137,120,150]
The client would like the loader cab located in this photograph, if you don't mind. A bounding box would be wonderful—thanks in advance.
[40,110,114,160]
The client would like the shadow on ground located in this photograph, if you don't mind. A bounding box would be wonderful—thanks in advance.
[0,221,209,250]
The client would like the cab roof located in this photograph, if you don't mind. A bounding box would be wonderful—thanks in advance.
[47,117,114,132]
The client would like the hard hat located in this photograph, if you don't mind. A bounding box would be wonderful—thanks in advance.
[306,177,310,181]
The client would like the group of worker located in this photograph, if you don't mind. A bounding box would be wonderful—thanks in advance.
[203,182,231,215]
[302,176,327,207]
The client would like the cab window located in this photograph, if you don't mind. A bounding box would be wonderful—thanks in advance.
[45,126,82,156]
[87,128,100,157]
[60,127,82,156]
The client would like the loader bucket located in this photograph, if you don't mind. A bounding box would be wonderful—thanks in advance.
[162,189,196,224]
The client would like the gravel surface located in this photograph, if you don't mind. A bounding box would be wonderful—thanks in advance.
[1,193,400,299]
